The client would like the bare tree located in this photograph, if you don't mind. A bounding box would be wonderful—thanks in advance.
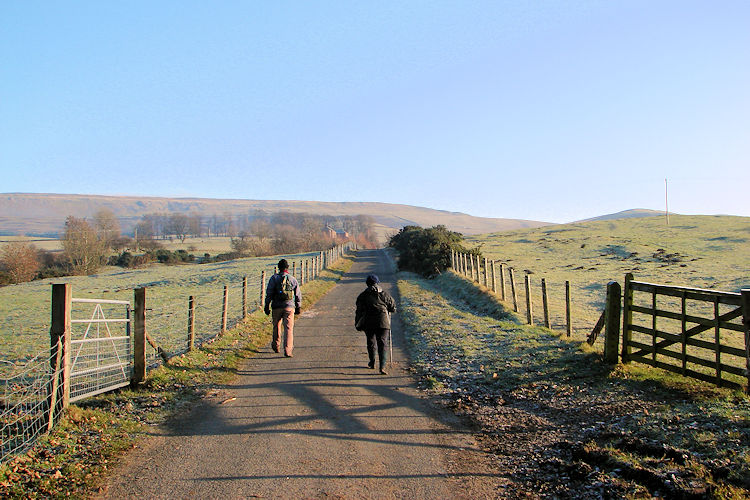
[62,216,106,275]
[94,209,121,249]
[1,240,39,283]
[250,219,273,242]
[168,214,189,242]
[188,213,203,238]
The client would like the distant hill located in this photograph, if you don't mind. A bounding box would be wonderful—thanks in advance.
[576,208,667,223]
[0,193,551,238]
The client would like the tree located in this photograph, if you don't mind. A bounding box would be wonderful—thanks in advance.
[188,213,203,238]
[0,240,39,283]
[389,225,473,277]
[168,214,189,242]
[94,209,121,249]
[230,231,252,256]
[62,216,106,275]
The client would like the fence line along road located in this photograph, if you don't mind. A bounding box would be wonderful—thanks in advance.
[0,242,354,465]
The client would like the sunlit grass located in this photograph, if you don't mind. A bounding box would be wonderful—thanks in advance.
[466,214,750,344]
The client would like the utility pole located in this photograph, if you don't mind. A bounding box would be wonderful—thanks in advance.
[665,178,670,226]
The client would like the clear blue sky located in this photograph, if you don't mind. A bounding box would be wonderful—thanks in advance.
[2,1,748,223]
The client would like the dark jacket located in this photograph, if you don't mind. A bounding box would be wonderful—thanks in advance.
[265,271,301,310]
[355,284,396,330]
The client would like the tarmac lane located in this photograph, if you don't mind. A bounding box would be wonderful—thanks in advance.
[98,249,507,499]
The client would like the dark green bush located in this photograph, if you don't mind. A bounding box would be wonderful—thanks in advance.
[388,225,477,277]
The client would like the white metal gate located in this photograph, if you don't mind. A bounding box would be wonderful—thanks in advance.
[69,297,132,402]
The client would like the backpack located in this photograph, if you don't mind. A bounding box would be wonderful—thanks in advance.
[277,274,295,301]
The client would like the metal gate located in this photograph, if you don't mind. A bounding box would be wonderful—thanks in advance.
[69,297,132,402]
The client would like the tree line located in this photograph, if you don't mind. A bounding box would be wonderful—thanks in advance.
[0,209,375,285]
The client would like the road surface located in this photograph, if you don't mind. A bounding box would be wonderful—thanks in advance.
[99,249,505,499]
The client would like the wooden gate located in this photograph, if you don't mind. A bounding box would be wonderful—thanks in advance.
[622,273,750,391]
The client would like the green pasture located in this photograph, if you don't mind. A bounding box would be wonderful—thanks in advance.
[466,214,750,334]
[0,236,237,255]
[464,214,750,384]
[0,236,62,252]
[397,270,750,492]
[0,251,322,369]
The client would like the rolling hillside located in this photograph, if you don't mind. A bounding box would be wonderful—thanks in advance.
[0,193,550,237]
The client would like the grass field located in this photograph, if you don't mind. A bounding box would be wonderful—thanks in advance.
[465,214,750,338]
[0,235,238,255]
[0,250,325,370]
[397,270,750,496]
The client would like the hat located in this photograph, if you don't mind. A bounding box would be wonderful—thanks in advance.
[366,274,379,286]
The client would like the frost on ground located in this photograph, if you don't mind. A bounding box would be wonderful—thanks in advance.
[397,272,750,499]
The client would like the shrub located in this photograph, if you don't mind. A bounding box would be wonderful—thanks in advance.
[389,225,477,277]
[0,241,39,283]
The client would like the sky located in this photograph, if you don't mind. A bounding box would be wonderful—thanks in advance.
[1,1,749,223]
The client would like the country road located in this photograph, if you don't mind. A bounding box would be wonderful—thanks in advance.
[98,249,506,499]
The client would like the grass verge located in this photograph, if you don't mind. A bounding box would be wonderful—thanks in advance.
[0,254,355,499]
[398,270,749,498]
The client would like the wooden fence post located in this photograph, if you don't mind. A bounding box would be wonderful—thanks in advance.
[260,270,267,309]
[491,260,497,293]
[525,274,533,325]
[187,296,195,351]
[541,278,550,328]
[500,263,507,301]
[242,276,247,320]
[49,283,71,415]
[621,273,633,363]
[603,281,622,364]
[483,258,489,287]
[509,268,518,312]
[292,261,296,280]
[469,255,475,282]
[221,285,228,334]
[565,280,572,337]
[133,287,146,385]
[741,289,750,393]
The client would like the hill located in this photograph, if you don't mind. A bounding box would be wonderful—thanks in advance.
[465,214,750,339]
[575,208,666,222]
[0,193,550,237]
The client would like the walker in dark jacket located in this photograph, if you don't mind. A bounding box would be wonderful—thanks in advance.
[355,274,396,374]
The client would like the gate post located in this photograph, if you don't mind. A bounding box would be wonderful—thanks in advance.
[50,283,71,412]
[741,289,750,393]
[603,281,622,364]
[621,274,634,364]
[132,287,146,385]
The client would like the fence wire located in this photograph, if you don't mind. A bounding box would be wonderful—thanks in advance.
[1,348,64,464]
[0,245,352,464]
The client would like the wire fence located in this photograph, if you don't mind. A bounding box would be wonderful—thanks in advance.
[0,243,353,464]
[1,347,64,464]
[452,251,605,342]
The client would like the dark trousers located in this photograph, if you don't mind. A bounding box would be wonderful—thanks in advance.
[365,328,389,369]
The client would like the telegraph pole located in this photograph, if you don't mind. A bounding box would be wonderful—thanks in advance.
[665,178,669,226]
